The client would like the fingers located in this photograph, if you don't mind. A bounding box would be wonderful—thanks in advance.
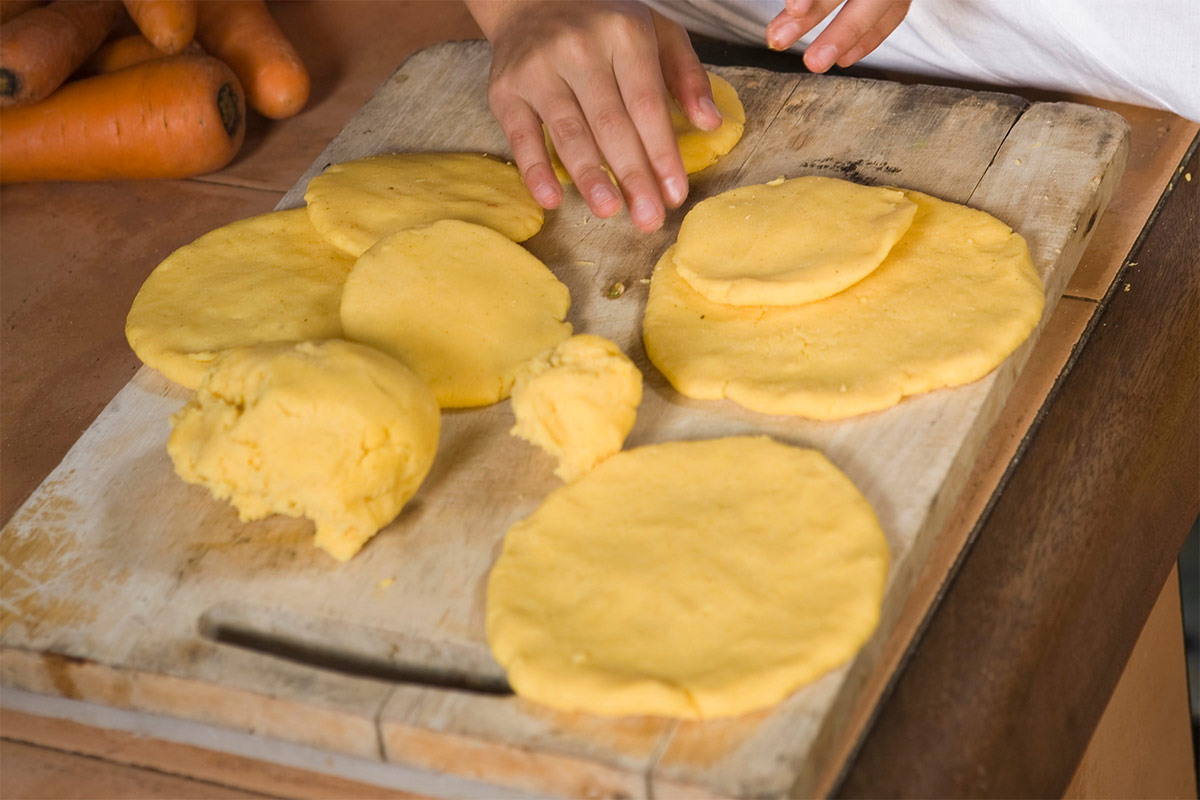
[653,10,721,132]
[765,0,910,72]
[836,0,910,67]
[541,89,626,220]
[488,91,564,210]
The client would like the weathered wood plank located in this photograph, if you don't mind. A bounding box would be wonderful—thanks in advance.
[0,41,1129,799]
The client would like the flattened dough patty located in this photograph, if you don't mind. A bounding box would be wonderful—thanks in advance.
[340,219,572,408]
[169,340,440,562]
[673,176,917,306]
[125,208,355,389]
[487,436,889,719]
[304,152,544,257]
[643,190,1045,419]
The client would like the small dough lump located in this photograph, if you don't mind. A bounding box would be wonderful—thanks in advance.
[487,436,889,719]
[644,190,1045,419]
[340,219,572,408]
[510,334,643,481]
[168,340,440,562]
[304,152,544,257]
[549,71,745,183]
[674,176,917,306]
[125,208,355,389]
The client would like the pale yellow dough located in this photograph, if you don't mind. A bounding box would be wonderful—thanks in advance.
[168,340,440,562]
[340,220,572,408]
[549,72,746,184]
[674,176,917,306]
[486,436,889,719]
[643,190,1045,419]
[509,335,643,481]
[125,208,355,389]
[304,153,544,257]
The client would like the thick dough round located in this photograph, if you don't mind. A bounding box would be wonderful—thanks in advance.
[644,190,1045,419]
[125,208,355,389]
[168,340,440,562]
[549,71,745,183]
[304,152,544,257]
[340,219,572,408]
[509,334,643,481]
[674,176,917,306]
[486,436,889,719]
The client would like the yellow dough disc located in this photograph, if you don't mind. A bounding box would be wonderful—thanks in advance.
[125,208,356,390]
[303,153,544,257]
[674,176,917,306]
[486,436,889,719]
[340,219,572,408]
[549,71,745,184]
[168,340,440,562]
[509,334,643,482]
[643,190,1045,419]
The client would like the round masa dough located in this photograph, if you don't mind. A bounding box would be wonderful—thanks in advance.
[644,190,1045,419]
[304,152,544,257]
[340,219,572,408]
[673,176,917,306]
[168,340,440,563]
[486,436,889,719]
[125,208,355,389]
[549,71,745,183]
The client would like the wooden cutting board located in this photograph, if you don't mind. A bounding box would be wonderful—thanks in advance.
[1,42,1128,799]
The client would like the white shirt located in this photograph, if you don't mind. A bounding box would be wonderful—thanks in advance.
[644,0,1200,121]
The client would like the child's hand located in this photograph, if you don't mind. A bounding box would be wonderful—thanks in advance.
[466,0,721,233]
[766,0,911,73]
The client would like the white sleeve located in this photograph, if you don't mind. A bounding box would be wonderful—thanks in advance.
[644,0,1200,122]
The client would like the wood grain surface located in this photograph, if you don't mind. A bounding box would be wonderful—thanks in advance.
[838,135,1199,799]
[1,41,1131,799]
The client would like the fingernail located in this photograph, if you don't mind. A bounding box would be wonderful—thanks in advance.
[632,197,661,229]
[665,176,687,206]
[591,182,621,213]
[769,20,801,50]
[698,96,722,130]
[533,181,559,208]
[807,43,838,73]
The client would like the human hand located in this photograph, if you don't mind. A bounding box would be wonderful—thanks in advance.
[765,0,911,73]
[465,0,722,233]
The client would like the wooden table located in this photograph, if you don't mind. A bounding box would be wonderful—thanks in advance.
[2,3,1196,797]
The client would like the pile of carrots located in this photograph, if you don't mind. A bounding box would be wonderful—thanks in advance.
[0,0,311,183]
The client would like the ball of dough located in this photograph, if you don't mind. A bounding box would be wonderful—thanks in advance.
[509,334,643,482]
[304,152,544,257]
[125,208,355,389]
[486,436,889,719]
[340,219,573,408]
[168,340,440,562]
[549,71,745,183]
[644,190,1045,419]
[673,176,917,306]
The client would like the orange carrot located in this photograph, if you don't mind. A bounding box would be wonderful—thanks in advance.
[76,31,201,75]
[0,1,45,25]
[122,0,194,54]
[0,54,245,183]
[195,0,308,120]
[0,0,121,107]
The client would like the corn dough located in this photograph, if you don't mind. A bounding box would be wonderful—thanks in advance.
[125,208,355,389]
[340,219,572,408]
[674,176,917,306]
[549,71,745,183]
[168,340,440,562]
[510,335,643,481]
[486,436,889,719]
[303,153,544,257]
[643,190,1045,419]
